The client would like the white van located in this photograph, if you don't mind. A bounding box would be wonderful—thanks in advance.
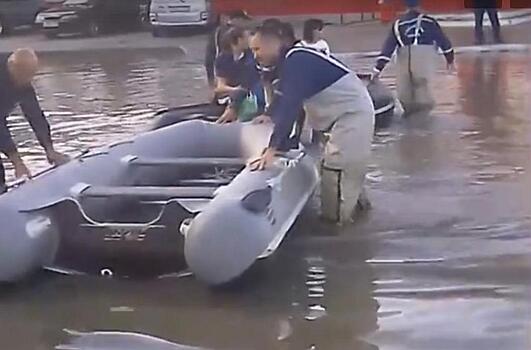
[150,0,215,36]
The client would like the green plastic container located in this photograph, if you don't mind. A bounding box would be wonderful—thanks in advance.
[237,93,259,122]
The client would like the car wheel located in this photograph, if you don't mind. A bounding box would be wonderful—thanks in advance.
[87,21,100,37]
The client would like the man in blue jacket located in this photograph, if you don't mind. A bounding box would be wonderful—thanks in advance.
[0,49,68,194]
[249,25,375,224]
[372,0,454,114]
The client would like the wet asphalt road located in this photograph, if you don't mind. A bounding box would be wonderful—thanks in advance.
[0,49,531,350]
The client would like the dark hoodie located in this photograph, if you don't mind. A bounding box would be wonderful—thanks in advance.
[0,55,52,156]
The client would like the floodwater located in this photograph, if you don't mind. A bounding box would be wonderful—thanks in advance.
[1,50,531,350]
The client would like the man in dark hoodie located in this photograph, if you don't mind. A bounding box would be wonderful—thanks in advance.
[0,49,69,194]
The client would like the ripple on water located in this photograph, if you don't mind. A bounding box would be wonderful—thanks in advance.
[373,285,509,300]
[56,329,208,350]
[305,263,328,320]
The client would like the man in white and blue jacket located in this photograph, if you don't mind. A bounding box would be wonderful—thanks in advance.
[372,0,454,113]
[249,25,375,223]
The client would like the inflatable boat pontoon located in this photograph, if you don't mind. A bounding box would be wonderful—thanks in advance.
[151,76,396,131]
[0,119,318,285]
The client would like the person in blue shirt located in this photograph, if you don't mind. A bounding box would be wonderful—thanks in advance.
[0,49,69,194]
[248,25,375,224]
[372,0,454,114]
[204,10,252,88]
[254,20,308,149]
[215,27,265,123]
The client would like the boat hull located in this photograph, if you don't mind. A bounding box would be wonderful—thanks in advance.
[0,119,318,283]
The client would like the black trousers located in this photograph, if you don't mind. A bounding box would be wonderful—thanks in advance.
[0,157,6,194]
[474,8,502,42]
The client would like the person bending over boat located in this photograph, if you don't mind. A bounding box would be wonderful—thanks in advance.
[0,48,69,194]
[300,19,331,55]
[215,27,265,124]
[254,20,309,149]
[371,0,454,114]
[248,25,375,224]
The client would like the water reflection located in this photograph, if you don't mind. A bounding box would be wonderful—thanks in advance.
[56,329,207,350]
[0,212,380,350]
[1,51,531,350]
[459,54,509,120]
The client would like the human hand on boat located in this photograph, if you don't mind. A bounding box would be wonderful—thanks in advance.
[13,161,31,179]
[252,115,272,125]
[46,150,70,166]
[216,107,238,124]
[248,147,277,171]
[370,69,380,81]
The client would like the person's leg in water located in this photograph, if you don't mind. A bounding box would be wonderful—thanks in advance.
[0,158,6,194]
[396,46,437,115]
[486,8,503,43]
[320,112,374,224]
[474,8,486,45]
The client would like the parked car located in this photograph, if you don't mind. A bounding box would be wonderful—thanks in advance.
[35,0,65,24]
[40,0,142,38]
[150,0,215,37]
[0,0,45,35]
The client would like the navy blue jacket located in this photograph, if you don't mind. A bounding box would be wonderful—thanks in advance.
[269,47,349,150]
[374,10,454,73]
[0,55,52,155]
[205,24,231,86]
[215,49,260,90]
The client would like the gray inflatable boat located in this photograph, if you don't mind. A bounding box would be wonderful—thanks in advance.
[0,118,318,285]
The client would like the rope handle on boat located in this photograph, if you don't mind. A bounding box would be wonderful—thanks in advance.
[277,150,306,168]
[267,150,307,191]
[180,218,193,237]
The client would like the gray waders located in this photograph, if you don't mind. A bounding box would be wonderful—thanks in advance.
[393,13,438,114]
[396,45,438,114]
[319,112,374,223]
[303,69,375,224]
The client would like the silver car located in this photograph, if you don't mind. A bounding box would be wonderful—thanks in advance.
[149,0,214,36]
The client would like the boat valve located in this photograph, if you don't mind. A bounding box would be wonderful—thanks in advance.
[100,268,113,277]
[180,218,193,237]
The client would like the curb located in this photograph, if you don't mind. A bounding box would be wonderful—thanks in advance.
[337,43,531,59]
[435,10,531,27]
[0,44,187,56]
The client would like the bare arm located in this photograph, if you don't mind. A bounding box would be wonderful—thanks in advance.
[214,77,239,96]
